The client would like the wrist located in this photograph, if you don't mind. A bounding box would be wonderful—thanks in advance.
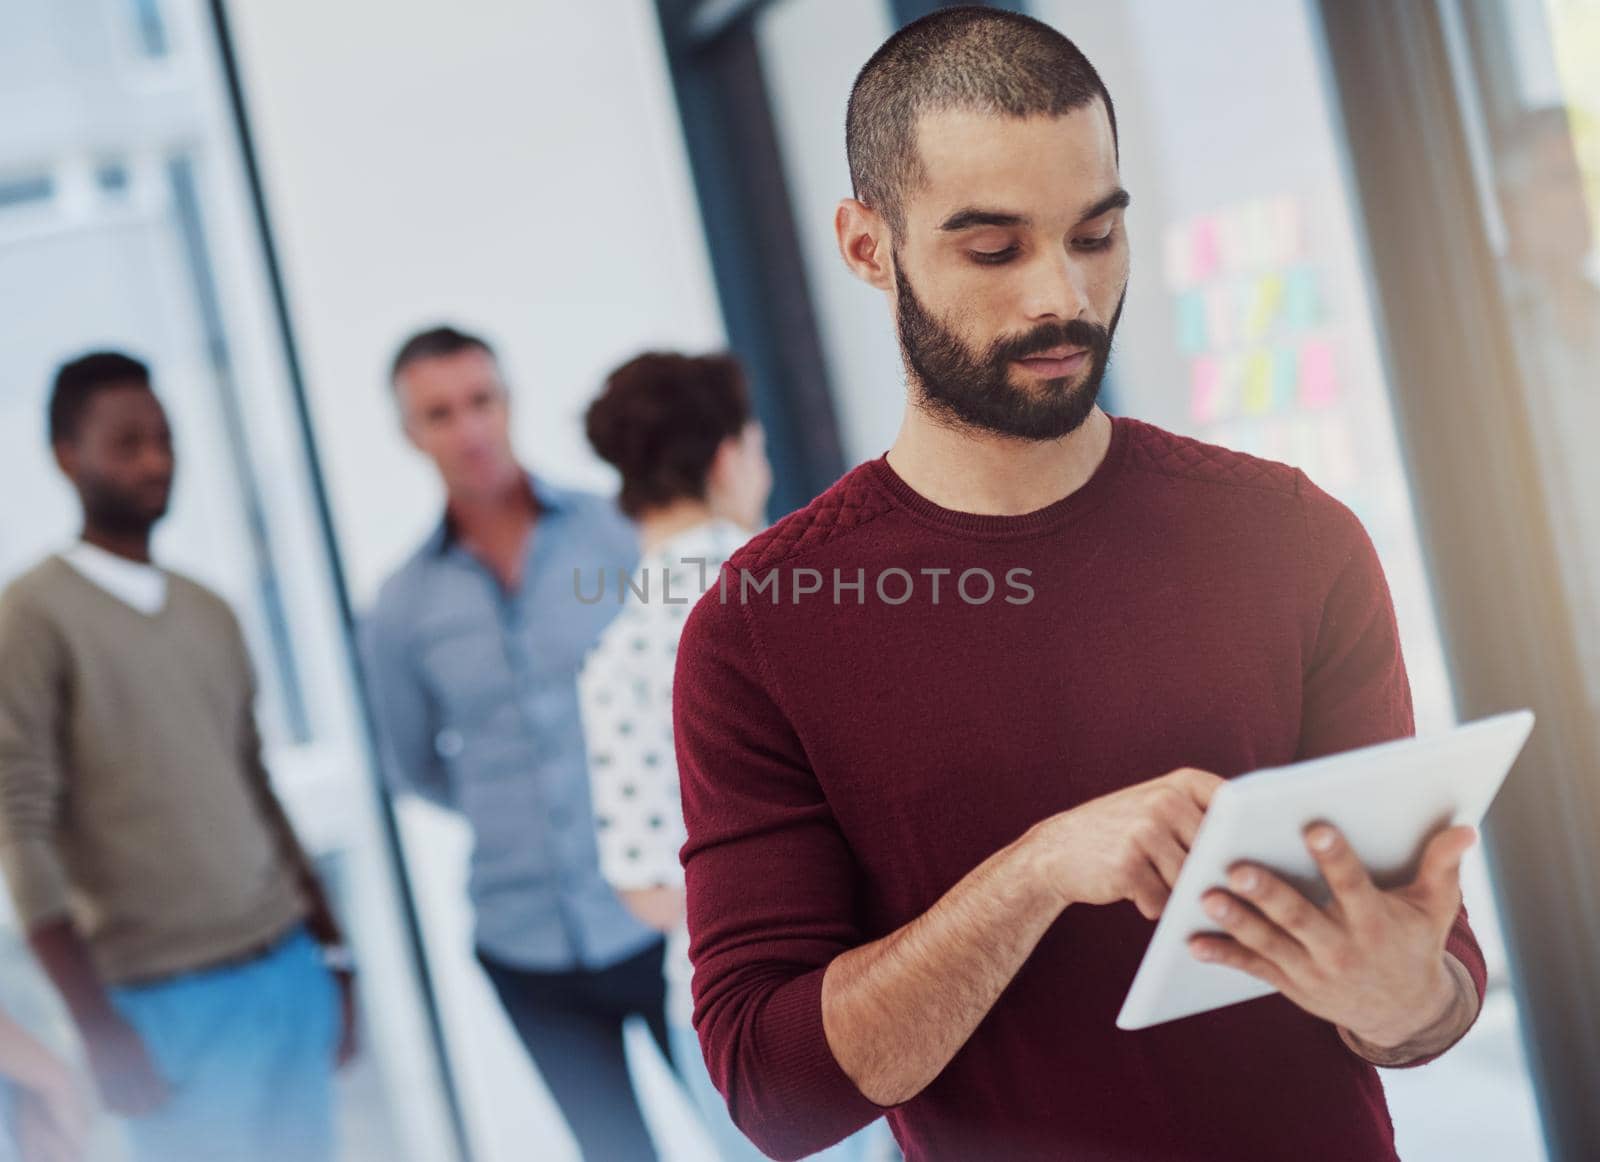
[1013,818,1078,916]
[1344,954,1463,1055]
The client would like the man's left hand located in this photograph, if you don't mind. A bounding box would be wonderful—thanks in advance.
[1186,821,1479,1054]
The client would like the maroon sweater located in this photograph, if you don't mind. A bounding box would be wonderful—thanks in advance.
[673,416,1485,1162]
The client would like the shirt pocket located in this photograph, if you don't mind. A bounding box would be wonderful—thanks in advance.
[415,618,513,734]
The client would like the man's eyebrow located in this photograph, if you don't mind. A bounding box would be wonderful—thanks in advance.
[938,208,1028,232]
[1078,187,1131,223]
[937,188,1131,233]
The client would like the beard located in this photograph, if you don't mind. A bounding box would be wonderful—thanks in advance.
[894,259,1123,441]
[80,472,169,537]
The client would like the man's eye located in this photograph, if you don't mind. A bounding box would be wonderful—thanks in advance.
[1074,233,1115,252]
[970,246,1019,265]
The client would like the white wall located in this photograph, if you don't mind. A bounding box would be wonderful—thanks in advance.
[221,3,725,1160]
[224,0,725,604]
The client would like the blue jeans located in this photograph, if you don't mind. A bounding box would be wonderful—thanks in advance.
[669,1023,891,1162]
[110,925,338,1162]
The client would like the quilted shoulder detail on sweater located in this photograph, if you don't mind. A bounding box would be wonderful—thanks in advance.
[1121,416,1300,495]
[729,463,896,573]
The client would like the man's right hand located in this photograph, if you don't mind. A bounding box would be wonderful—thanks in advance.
[1027,767,1224,919]
[82,1012,170,1116]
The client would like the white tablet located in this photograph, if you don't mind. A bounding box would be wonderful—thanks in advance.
[1115,709,1535,1031]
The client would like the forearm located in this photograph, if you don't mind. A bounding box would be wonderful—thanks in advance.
[28,919,118,1032]
[821,824,1063,1105]
[1338,952,1479,1067]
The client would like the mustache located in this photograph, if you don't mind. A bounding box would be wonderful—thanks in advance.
[985,318,1110,365]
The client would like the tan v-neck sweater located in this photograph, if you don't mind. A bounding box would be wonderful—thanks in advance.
[0,555,307,984]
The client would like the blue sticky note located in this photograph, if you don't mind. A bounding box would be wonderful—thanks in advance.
[1283,266,1321,330]
[1176,291,1208,355]
[1273,346,1299,411]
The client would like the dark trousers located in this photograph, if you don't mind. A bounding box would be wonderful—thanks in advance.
[477,939,674,1162]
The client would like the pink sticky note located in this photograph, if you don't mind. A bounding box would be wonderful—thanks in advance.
[1190,355,1222,424]
[1299,340,1339,409]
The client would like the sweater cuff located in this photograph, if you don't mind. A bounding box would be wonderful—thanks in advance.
[746,965,896,1155]
[1341,948,1483,1070]
[1444,921,1488,1007]
[0,838,71,927]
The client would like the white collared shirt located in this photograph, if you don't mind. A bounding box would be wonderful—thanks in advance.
[60,540,168,616]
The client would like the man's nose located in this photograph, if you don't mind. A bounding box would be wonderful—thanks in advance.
[1020,250,1091,323]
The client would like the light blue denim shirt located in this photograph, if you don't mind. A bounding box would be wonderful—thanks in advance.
[361,474,659,971]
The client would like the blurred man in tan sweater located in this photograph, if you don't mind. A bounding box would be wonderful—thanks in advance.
[0,352,354,1162]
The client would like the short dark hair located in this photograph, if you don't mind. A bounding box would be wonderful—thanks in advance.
[846,7,1118,232]
[585,352,753,519]
[49,350,151,445]
[390,325,496,385]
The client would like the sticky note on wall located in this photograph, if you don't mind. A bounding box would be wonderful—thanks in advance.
[1298,340,1339,409]
[1176,291,1207,354]
[1247,274,1285,341]
[1190,355,1223,424]
[1283,267,1321,330]
[1272,346,1299,411]
[1242,351,1274,415]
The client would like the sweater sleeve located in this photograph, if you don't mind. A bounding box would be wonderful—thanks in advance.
[0,589,72,928]
[1295,474,1486,1066]
[673,574,887,1160]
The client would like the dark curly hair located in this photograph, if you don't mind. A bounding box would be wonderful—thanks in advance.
[585,352,753,518]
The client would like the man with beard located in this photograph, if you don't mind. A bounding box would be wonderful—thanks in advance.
[0,352,354,1161]
[672,9,1486,1162]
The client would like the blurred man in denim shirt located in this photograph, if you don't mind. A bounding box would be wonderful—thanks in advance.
[362,326,670,1162]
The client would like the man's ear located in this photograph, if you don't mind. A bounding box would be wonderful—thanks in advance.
[836,198,895,292]
[52,441,75,479]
